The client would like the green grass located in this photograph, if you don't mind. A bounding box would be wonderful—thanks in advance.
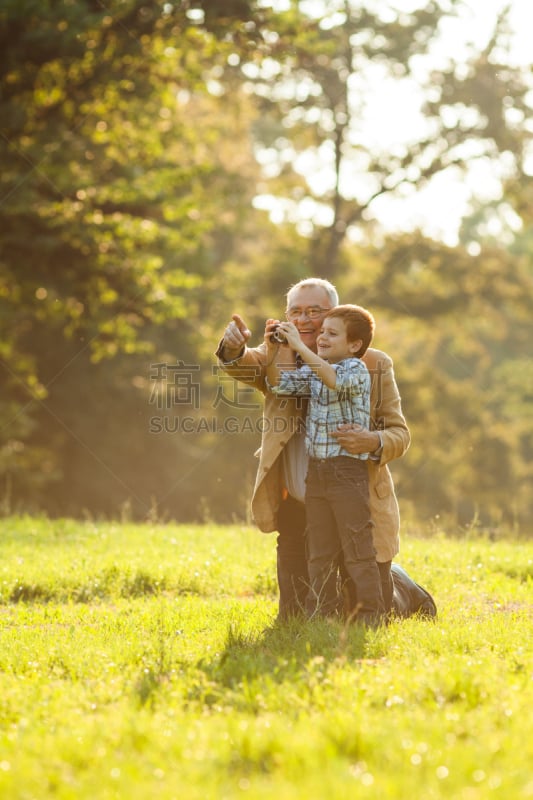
[0,517,531,799]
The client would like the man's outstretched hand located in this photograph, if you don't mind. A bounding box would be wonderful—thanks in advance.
[221,313,252,359]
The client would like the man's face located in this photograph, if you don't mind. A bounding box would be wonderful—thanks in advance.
[285,287,333,352]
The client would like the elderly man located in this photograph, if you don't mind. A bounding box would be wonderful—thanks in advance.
[216,278,436,620]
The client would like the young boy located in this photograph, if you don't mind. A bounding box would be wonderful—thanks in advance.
[267,304,385,624]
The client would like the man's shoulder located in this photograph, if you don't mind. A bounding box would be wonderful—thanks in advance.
[362,347,393,372]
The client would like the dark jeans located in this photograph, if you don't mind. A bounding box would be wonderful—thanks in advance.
[340,559,393,614]
[304,456,385,621]
[275,498,436,621]
[276,494,308,618]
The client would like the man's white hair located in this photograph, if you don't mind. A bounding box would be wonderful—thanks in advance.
[286,278,339,308]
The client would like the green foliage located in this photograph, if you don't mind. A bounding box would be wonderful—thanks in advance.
[0,519,532,799]
[1,0,532,527]
[0,0,265,509]
[337,228,533,525]
[0,0,262,370]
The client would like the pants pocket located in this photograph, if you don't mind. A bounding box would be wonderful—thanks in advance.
[347,525,376,561]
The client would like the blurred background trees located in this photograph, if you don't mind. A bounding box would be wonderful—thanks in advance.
[1,0,531,530]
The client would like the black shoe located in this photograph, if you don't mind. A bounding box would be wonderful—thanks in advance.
[390,564,437,619]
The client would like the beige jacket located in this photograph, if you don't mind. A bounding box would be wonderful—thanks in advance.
[216,343,410,562]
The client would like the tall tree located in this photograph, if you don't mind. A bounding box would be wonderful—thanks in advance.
[0,0,264,513]
[238,0,531,276]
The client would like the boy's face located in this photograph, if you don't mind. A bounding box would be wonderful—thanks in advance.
[317,317,362,363]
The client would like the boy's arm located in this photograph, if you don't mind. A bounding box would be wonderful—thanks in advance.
[270,365,312,396]
[276,322,337,388]
[296,344,337,388]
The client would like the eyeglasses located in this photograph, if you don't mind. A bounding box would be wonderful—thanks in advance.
[286,306,330,321]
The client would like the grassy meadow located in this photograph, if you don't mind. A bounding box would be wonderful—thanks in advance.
[0,516,532,800]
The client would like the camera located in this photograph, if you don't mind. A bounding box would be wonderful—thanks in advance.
[269,324,287,344]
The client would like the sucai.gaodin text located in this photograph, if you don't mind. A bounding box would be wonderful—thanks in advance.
[149,415,306,435]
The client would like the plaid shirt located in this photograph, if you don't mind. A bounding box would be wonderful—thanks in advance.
[272,358,370,460]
